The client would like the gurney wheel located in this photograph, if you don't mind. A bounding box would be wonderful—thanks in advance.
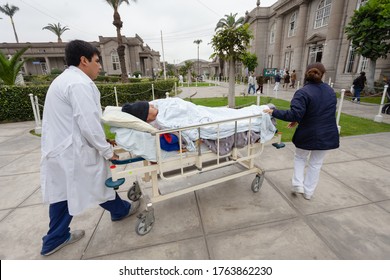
[251,174,264,193]
[127,181,142,201]
[136,216,154,236]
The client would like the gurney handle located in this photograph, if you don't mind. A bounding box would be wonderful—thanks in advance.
[111,157,145,165]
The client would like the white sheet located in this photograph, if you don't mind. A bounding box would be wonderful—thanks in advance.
[109,98,277,160]
[150,98,276,151]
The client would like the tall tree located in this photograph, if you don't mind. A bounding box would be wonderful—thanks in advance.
[42,23,69,43]
[211,13,252,108]
[193,39,202,77]
[241,51,258,73]
[0,3,20,43]
[0,46,30,85]
[105,0,137,83]
[345,0,390,91]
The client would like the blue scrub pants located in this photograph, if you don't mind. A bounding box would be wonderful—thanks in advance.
[41,192,130,255]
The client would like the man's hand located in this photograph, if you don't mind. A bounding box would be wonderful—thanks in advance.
[263,108,273,115]
[106,139,117,147]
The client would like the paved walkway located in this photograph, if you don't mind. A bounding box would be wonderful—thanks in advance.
[0,84,390,260]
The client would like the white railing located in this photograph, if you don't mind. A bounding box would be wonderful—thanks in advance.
[29,93,42,134]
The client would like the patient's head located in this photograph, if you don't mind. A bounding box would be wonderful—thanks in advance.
[121,101,158,123]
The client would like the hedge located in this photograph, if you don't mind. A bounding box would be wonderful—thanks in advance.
[0,79,176,123]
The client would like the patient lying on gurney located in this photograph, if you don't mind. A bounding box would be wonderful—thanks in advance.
[103,98,277,160]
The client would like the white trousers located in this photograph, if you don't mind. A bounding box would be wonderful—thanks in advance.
[273,82,280,91]
[292,148,327,196]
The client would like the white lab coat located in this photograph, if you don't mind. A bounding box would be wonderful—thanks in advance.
[40,66,115,216]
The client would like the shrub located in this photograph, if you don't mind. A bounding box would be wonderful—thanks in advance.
[0,79,176,122]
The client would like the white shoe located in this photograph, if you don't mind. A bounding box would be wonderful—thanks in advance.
[292,186,304,194]
[42,230,85,256]
[303,193,312,200]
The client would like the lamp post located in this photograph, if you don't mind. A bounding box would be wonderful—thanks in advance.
[193,39,202,78]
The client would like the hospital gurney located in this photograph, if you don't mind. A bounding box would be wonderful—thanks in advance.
[103,107,285,235]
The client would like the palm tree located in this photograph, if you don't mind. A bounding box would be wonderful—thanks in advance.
[211,13,252,108]
[0,46,30,85]
[193,39,202,77]
[42,23,69,43]
[0,3,20,43]
[105,0,137,83]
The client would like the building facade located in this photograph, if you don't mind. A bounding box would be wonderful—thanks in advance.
[0,34,160,77]
[245,0,390,89]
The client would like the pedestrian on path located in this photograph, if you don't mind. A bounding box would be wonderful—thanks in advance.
[290,70,297,88]
[256,74,264,94]
[352,71,366,103]
[263,62,339,200]
[248,72,256,95]
[283,70,290,88]
[39,40,139,256]
[273,71,281,91]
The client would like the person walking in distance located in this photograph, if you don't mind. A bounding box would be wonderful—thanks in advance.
[290,70,297,88]
[247,72,256,95]
[273,71,281,91]
[264,63,339,200]
[283,70,290,88]
[256,74,264,94]
[39,40,140,256]
[352,71,366,103]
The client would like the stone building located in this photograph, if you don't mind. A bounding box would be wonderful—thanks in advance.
[245,0,390,89]
[0,34,160,77]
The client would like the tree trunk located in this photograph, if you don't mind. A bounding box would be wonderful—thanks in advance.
[228,59,236,108]
[113,10,128,83]
[367,59,376,93]
[11,18,19,43]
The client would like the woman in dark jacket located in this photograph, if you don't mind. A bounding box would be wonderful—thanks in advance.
[264,62,339,200]
[352,72,366,103]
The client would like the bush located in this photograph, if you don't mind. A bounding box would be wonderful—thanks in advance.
[0,79,176,122]
[50,68,63,75]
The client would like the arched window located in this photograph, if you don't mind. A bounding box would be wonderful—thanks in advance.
[111,50,120,71]
[314,0,332,29]
[288,12,297,37]
[270,23,275,44]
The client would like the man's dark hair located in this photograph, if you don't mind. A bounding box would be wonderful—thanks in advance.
[65,40,100,66]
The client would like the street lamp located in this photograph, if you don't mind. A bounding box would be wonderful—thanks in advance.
[193,39,202,78]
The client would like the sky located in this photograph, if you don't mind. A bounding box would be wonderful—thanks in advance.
[0,0,278,64]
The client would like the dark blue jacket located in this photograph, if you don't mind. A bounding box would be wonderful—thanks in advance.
[272,82,339,150]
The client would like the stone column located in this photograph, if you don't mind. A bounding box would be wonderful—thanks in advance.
[273,15,284,68]
[44,56,51,74]
[294,1,309,72]
[322,0,346,78]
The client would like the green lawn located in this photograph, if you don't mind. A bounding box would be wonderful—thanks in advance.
[104,96,390,142]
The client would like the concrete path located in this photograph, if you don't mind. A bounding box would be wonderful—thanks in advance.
[0,84,390,260]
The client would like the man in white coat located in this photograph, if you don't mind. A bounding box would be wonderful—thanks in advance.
[40,40,139,256]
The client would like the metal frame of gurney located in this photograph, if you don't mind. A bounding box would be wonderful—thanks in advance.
[105,113,285,235]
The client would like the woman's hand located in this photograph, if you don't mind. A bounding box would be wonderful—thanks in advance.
[263,108,273,115]
[287,122,298,128]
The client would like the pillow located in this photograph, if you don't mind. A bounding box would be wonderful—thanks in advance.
[102,106,158,133]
